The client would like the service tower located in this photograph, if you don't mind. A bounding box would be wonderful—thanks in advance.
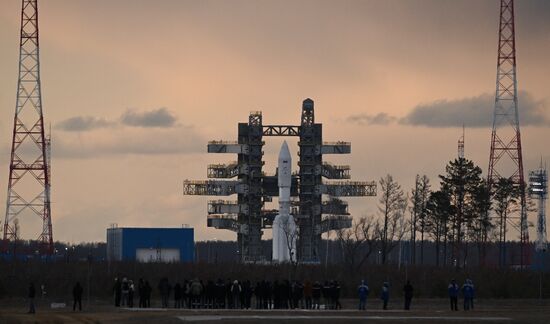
[184,99,376,263]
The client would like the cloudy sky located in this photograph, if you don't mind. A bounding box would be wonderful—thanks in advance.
[0,0,548,243]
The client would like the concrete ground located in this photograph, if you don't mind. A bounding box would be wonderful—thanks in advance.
[0,299,549,323]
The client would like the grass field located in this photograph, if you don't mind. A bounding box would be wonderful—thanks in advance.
[1,298,549,323]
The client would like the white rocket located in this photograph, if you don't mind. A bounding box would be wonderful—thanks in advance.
[272,141,297,262]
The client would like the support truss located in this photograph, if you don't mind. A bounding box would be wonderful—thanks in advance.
[487,0,528,267]
[4,0,53,255]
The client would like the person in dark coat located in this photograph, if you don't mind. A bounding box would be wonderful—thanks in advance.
[403,280,413,310]
[215,279,225,309]
[183,280,191,308]
[121,278,129,306]
[243,280,252,309]
[199,280,206,308]
[303,281,313,310]
[296,281,304,309]
[225,279,233,309]
[266,280,273,310]
[328,281,337,310]
[128,280,135,308]
[206,280,216,309]
[28,283,36,314]
[273,280,281,309]
[145,280,152,308]
[334,281,342,310]
[327,281,336,310]
[322,281,330,309]
[291,281,299,309]
[285,280,293,309]
[158,277,171,308]
[231,280,242,309]
[113,277,121,307]
[448,279,459,311]
[174,283,182,308]
[138,278,146,308]
[380,282,389,310]
[312,281,322,310]
[73,282,83,311]
[254,281,263,309]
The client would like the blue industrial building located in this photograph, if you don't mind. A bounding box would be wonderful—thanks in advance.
[106,227,194,263]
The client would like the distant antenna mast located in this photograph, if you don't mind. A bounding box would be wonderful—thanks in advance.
[458,125,465,159]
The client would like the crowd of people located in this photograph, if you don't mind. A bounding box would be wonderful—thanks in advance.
[112,277,345,310]
[108,276,475,312]
[447,278,475,311]
[24,277,476,314]
[112,277,151,308]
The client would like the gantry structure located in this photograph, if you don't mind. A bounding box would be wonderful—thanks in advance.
[184,99,376,263]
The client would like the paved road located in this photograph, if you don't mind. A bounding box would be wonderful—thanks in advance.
[1,299,548,323]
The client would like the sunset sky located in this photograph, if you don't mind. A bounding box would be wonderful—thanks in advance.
[0,0,548,243]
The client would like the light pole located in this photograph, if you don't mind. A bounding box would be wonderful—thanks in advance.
[529,163,548,299]
[213,238,217,264]
[87,253,93,309]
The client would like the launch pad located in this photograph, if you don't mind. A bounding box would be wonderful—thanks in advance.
[184,99,376,263]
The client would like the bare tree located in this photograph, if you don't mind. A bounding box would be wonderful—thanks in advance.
[279,216,299,265]
[410,175,430,265]
[336,215,380,273]
[377,175,408,264]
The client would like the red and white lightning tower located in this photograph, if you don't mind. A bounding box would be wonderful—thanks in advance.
[3,0,53,255]
[487,0,528,266]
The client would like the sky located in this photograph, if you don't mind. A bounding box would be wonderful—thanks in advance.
[0,0,548,243]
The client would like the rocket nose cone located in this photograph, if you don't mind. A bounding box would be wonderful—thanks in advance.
[279,141,291,161]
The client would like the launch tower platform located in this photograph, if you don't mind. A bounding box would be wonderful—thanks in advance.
[183,99,376,263]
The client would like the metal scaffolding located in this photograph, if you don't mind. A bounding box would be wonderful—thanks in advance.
[183,99,376,263]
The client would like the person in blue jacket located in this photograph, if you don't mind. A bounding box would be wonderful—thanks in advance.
[380,282,389,310]
[357,280,369,310]
[462,279,473,311]
[448,279,459,311]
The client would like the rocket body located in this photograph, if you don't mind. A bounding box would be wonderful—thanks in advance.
[272,141,297,262]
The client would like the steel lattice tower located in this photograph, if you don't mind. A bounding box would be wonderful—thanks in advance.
[3,0,53,255]
[487,0,528,266]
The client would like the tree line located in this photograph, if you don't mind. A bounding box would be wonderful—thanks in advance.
[337,157,528,273]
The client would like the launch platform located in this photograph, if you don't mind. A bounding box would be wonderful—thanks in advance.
[183,99,376,263]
